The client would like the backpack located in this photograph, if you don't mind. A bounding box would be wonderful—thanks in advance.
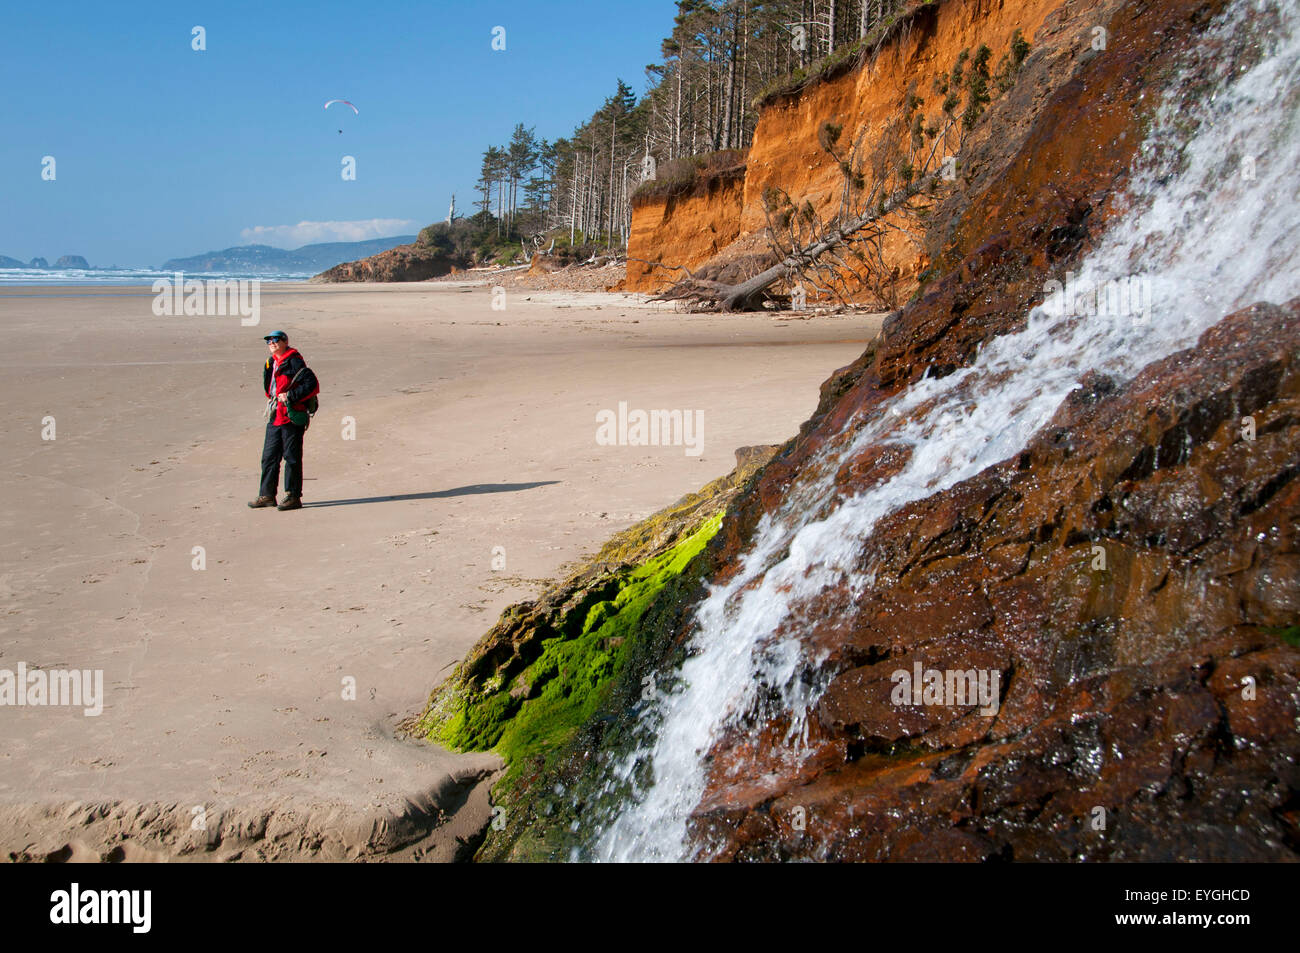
[287,366,320,428]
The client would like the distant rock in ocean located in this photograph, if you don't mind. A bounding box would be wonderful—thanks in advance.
[0,255,26,268]
[54,255,90,269]
[29,257,48,268]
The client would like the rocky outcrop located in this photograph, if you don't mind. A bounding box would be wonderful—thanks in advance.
[53,255,89,269]
[421,443,780,726]
[313,242,456,282]
[29,257,48,269]
[693,300,1300,861]
[410,444,781,859]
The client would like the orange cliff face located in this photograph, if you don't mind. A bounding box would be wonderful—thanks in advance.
[627,0,1062,300]
[624,175,746,293]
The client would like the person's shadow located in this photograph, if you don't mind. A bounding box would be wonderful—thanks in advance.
[303,481,559,508]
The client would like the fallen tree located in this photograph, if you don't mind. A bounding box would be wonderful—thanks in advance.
[650,38,1030,312]
[649,174,939,312]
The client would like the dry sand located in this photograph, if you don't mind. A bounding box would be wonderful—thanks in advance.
[0,281,881,861]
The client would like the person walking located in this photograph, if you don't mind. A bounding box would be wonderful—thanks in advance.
[248,330,318,511]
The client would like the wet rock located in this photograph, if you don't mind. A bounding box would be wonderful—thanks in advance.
[672,0,1296,861]
[694,299,1300,861]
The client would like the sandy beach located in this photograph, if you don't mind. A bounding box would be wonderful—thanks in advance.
[0,281,880,860]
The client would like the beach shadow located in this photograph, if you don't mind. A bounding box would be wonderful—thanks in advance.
[303,481,559,508]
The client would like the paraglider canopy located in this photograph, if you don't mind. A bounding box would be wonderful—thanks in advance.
[323,99,359,114]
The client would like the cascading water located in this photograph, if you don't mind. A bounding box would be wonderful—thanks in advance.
[590,0,1300,861]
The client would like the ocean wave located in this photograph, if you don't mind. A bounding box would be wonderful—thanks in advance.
[0,268,313,286]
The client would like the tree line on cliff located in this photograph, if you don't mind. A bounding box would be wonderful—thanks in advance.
[440,0,912,263]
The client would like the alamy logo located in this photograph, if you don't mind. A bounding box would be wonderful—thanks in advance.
[151,271,261,326]
[596,401,704,457]
[50,883,151,933]
[0,662,103,716]
[1042,271,1151,324]
[890,662,1000,716]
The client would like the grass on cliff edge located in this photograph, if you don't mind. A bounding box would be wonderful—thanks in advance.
[426,512,724,780]
[631,150,747,205]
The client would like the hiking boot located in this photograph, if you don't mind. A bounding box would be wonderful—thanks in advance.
[247,495,277,508]
[277,494,302,511]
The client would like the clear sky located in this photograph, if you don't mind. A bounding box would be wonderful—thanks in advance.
[0,0,677,267]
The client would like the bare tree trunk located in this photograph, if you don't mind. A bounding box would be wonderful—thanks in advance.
[574,151,585,241]
[627,160,633,245]
[608,117,617,248]
[721,34,735,151]
[706,42,716,151]
[740,0,749,149]
[674,56,683,159]
[587,140,597,240]
[800,0,809,69]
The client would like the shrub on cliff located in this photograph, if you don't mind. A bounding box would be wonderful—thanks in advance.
[631,149,747,204]
[417,218,487,259]
[752,1,917,111]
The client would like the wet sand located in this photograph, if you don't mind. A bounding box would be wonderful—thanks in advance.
[0,281,881,860]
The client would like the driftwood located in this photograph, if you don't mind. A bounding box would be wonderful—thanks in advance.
[648,171,938,312]
[521,235,557,265]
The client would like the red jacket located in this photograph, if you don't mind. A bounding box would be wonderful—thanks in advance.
[263,348,319,426]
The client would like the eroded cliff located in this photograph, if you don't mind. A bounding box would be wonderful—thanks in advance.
[626,0,1073,298]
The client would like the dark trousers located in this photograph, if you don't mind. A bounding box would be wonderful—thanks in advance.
[259,421,305,498]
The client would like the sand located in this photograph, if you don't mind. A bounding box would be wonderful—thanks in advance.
[0,281,881,861]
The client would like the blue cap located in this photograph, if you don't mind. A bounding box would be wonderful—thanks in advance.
[263,330,288,341]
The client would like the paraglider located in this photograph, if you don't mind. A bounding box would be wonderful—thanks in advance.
[325,99,358,133]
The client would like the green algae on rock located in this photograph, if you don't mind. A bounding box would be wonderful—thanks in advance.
[432,512,722,777]
[407,445,781,817]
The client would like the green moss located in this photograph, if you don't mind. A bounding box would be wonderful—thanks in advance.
[438,689,519,751]
[431,512,724,782]
[1263,625,1300,647]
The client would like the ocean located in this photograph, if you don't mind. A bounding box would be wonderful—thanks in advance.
[0,268,312,286]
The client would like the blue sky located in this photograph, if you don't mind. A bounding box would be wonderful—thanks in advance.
[0,0,677,267]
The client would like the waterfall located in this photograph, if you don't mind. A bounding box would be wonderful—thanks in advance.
[591,0,1300,861]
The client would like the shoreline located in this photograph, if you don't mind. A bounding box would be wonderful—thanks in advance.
[0,282,881,861]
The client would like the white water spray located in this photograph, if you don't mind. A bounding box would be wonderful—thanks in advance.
[594,0,1300,861]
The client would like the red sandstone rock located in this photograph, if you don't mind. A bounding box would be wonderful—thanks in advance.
[672,0,1300,861]
[691,299,1300,861]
